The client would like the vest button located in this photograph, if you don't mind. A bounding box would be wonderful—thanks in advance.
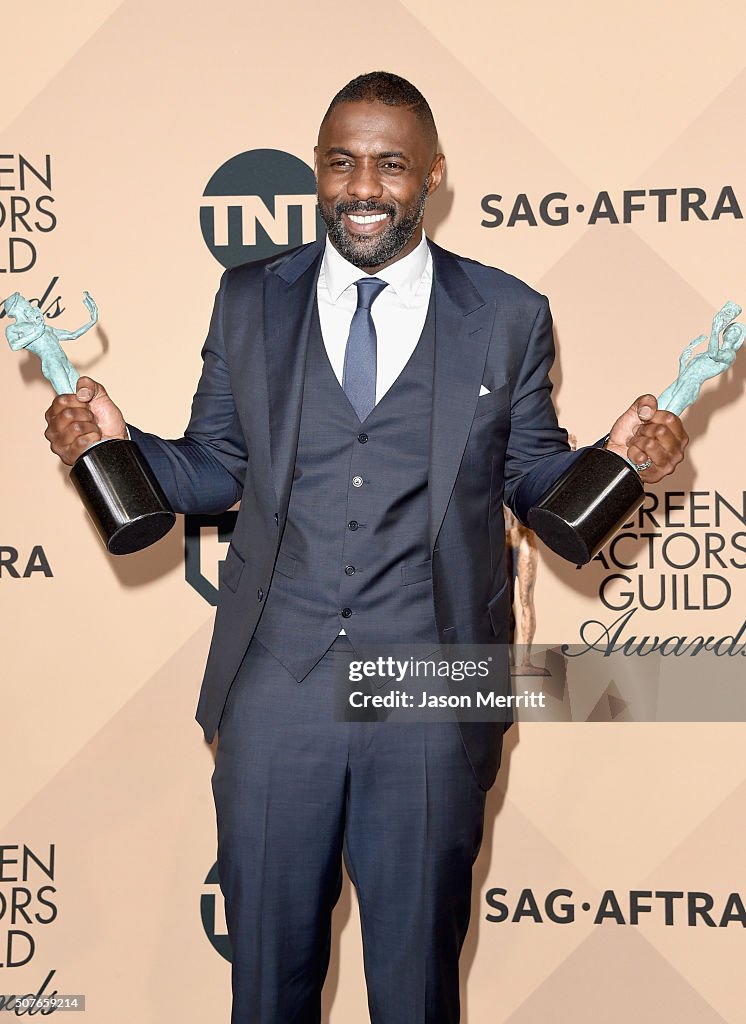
[352,475,364,488]
[257,588,264,601]
[348,520,359,531]
[357,432,368,444]
[273,513,279,524]
[341,607,352,619]
[345,565,356,576]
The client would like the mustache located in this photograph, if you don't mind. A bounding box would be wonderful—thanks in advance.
[334,200,396,218]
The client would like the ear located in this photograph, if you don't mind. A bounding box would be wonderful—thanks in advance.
[427,152,445,196]
[313,145,319,179]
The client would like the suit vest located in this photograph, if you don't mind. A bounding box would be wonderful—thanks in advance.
[253,292,438,679]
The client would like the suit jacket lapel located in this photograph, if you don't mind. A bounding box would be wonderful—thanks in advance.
[428,241,495,551]
[264,242,324,513]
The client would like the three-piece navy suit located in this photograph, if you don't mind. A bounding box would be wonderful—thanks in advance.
[129,237,588,1023]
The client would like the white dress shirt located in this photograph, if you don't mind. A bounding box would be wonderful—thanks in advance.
[316,232,433,401]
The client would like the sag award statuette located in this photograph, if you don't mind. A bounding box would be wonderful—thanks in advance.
[528,301,745,565]
[5,291,175,555]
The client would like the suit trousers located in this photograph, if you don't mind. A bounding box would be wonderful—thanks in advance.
[211,634,487,1024]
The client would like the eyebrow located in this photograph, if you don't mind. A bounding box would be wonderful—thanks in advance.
[324,147,409,160]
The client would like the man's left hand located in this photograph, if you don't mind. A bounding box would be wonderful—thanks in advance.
[605,394,689,484]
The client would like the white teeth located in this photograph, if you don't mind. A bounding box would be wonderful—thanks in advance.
[348,213,387,224]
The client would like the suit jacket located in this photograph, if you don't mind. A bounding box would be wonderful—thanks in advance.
[129,238,589,789]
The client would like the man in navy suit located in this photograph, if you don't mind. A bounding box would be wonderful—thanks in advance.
[45,73,687,1024]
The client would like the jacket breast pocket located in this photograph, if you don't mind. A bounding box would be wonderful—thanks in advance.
[473,382,510,420]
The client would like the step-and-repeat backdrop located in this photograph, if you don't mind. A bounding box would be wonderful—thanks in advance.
[2,1,745,1020]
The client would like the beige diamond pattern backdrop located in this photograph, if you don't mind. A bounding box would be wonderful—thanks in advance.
[1,1,745,1021]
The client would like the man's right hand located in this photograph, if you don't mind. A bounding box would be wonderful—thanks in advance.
[44,375,127,466]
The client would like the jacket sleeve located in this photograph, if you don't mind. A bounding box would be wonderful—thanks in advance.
[503,295,606,525]
[127,270,247,515]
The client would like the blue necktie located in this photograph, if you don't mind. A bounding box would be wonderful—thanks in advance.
[342,277,388,421]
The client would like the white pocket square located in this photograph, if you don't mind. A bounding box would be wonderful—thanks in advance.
[479,385,490,396]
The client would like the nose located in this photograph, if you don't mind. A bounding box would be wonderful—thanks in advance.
[347,160,383,201]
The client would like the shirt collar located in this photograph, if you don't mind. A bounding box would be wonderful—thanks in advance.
[321,231,430,304]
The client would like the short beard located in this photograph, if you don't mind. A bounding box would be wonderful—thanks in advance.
[318,179,429,268]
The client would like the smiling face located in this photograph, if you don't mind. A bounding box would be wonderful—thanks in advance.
[315,100,444,272]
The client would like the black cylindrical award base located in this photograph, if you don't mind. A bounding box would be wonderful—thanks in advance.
[70,438,175,555]
[527,447,644,565]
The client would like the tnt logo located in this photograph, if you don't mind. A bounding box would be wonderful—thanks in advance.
[200,862,232,962]
[185,512,237,605]
[200,149,325,267]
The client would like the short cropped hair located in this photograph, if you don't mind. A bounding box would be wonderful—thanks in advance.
[321,72,438,146]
